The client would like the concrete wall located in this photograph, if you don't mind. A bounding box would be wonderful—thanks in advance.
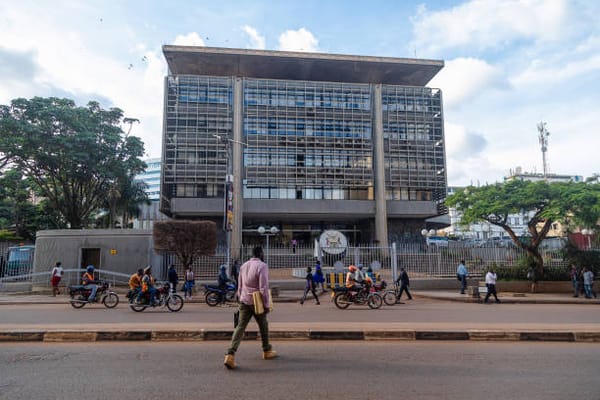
[33,229,161,283]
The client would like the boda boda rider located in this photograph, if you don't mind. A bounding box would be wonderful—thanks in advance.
[218,264,234,292]
[137,266,158,306]
[82,265,99,302]
[128,268,144,301]
[345,265,365,293]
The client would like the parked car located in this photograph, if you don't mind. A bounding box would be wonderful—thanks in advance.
[426,236,449,247]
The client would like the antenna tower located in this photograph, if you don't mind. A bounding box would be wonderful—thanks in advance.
[537,122,550,180]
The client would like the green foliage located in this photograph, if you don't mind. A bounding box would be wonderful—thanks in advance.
[0,97,147,229]
[492,262,569,281]
[445,179,600,272]
[563,239,600,272]
[0,229,23,241]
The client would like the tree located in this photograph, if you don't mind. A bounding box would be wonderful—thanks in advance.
[0,97,146,228]
[0,169,38,240]
[445,179,600,274]
[153,221,217,269]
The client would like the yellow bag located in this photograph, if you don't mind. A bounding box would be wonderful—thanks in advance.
[252,290,273,315]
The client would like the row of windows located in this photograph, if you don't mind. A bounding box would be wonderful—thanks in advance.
[245,118,372,138]
[244,152,372,168]
[243,186,373,200]
[386,189,432,201]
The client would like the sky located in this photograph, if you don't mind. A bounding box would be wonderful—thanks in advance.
[1,0,599,186]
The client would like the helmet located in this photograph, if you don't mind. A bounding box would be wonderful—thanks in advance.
[358,264,363,270]
[143,265,152,274]
[348,265,357,272]
[219,264,227,271]
[86,265,94,273]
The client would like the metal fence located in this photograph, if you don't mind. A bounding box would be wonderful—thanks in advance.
[160,242,571,281]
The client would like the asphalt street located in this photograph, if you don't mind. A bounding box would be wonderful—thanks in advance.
[1,341,599,400]
[2,300,600,331]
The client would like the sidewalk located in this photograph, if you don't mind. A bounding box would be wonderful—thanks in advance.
[1,289,598,305]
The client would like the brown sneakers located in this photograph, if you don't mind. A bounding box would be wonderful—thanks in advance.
[224,354,236,369]
[262,350,278,360]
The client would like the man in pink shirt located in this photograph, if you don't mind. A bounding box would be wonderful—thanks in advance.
[224,246,277,369]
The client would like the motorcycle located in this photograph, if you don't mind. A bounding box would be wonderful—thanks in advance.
[68,281,119,309]
[128,282,184,312]
[332,285,383,309]
[204,282,237,307]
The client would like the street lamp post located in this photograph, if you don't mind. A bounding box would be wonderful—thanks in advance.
[258,226,279,266]
[214,134,247,270]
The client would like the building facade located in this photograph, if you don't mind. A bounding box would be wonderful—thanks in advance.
[160,46,447,253]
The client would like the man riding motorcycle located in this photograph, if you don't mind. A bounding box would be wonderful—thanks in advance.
[218,264,234,292]
[128,268,144,302]
[345,265,365,293]
[82,265,99,302]
[137,266,158,306]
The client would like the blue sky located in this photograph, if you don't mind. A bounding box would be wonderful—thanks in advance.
[1,0,599,185]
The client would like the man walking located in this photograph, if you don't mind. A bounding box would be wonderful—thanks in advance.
[457,260,468,294]
[395,267,412,301]
[224,246,277,370]
[484,268,501,303]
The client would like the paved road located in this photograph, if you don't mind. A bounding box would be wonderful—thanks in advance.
[2,300,600,331]
[1,341,599,400]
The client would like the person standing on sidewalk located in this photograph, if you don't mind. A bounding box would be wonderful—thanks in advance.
[582,267,596,299]
[484,268,501,303]
[457,260,468,294]
[224,246,277,370]
[300,266,320,305]
[395,267,413,301]
[570,264,580,298]
[184,266,194,300]
[50,262,63,296]
[167,264,178,293]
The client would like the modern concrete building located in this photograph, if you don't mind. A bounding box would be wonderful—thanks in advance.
[160,46,447,254]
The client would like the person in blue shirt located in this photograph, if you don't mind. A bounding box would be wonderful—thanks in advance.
[312,260,326,293]
[457,260,468,294]
[300,266,320,305]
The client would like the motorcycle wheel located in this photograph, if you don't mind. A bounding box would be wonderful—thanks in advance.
[225,289,237,302]
[205,291,221,307]
[367,293,383,309]
[382,290,397,306]
[129,303,146,312]
[70,295,86,309]
[333,292,351,309]
[102,292,119,309]
[166,294,184,312]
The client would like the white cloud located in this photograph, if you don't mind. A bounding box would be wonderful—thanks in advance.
[173,32,205,46]
[429,57,507,108]
[242,25,265,49]
[411,0,569,56]
[278,28,319,52]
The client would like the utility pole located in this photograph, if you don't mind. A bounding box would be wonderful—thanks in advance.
[537,122,550,180]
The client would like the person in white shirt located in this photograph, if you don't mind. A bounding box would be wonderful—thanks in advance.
[484,268,500,303]
[50,262,64,297]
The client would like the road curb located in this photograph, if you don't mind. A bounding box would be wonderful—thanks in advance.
[1,329,600,343]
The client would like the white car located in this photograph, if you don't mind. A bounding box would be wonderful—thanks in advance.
[426,236,449,247]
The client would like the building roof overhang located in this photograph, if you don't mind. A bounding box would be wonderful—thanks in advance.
[163,45,444,86]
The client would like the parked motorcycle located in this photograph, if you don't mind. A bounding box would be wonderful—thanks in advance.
[204,282,237,307]
[128,282,184,312]
[68,281,119,309]
[332,286,383,309]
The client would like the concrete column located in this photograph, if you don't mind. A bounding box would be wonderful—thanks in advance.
[231,77,244,260]
[372,84,389,246]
